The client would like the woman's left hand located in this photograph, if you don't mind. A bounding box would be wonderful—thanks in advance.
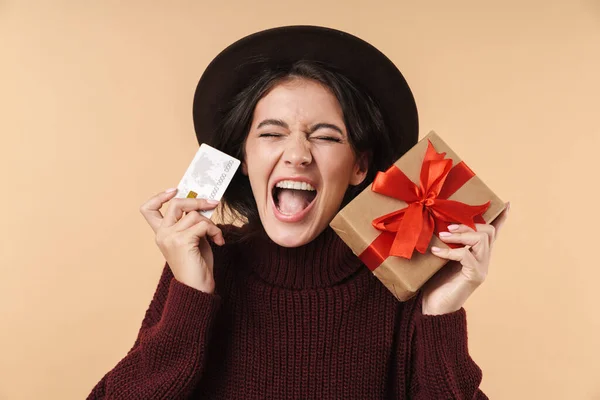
[422,202,510,315]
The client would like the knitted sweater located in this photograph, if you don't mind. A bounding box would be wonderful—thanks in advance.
[87,225,487,399]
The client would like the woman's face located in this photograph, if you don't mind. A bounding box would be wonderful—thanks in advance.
[243,77,367,247]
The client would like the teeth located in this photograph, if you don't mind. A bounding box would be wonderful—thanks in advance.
[275,180,316,191]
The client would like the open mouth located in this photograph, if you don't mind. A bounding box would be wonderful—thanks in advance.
[272,180,317,218]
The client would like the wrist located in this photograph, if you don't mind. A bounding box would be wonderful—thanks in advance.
[422,278,479,315]
[193,278,215,294]
[175,275,215,294]
[423,303,462,316]
[195,282,215,294]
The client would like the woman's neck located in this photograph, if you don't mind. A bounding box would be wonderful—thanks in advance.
[244,225,364,289]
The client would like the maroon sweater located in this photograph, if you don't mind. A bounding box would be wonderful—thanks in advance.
[87,225,487,399]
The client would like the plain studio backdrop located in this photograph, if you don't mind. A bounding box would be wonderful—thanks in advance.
[1,1,599,399]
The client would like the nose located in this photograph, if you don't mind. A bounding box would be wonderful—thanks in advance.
[283,135,312,167]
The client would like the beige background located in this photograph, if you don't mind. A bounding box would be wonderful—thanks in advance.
[1,1,599,399]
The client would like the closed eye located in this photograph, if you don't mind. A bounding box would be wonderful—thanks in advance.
[258,133,283,138]
[314,136,342,143]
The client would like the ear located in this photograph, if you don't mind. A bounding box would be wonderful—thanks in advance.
[349,152,369,186]
[241,160,248,176]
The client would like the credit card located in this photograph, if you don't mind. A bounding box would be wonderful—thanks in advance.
[174,144,241,218]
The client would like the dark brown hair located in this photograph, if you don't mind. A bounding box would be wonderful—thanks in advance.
[210,60,395,233]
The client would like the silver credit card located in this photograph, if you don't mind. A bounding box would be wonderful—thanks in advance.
[174,144,241,218]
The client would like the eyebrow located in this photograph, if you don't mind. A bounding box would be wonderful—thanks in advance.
[256,119,344,135]
[256,119,288,130]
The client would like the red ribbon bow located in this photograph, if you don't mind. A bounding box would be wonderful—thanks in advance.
[359,140,490,270]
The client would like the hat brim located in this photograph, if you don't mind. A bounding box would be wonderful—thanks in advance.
[192,25,418,159]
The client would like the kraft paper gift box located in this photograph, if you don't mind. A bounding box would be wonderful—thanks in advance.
[330,130,505,301]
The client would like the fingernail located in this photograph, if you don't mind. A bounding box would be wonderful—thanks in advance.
[431,246,441,252]
[206,199,220,204]
[439,231,452,237]
[507,201,511,212]
[165,187,177,193]
[448,224,459,231]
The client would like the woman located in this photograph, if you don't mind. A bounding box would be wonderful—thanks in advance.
[88,26,508,399]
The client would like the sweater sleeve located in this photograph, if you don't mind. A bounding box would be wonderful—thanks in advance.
[86,262,221,400]
[393,292,488,399]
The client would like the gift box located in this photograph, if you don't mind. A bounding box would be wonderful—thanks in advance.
[330,131,505,301]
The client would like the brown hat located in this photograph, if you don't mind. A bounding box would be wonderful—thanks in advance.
[192,25,418,159]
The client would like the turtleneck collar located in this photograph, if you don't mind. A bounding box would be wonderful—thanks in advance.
[242,225,364,289]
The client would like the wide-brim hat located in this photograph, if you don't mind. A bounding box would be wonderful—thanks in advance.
[192,25,418,159]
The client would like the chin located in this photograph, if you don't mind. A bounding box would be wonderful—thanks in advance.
[264,220,324,248]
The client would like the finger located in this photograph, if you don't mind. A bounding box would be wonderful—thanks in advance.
[474,224,496,244]
[431,245,478,267]
[446,224,475,233]
[174,210,213,233]
[438,231,489,261]
[448,223,497,247]
[186,219,225,246]
[491,201,510,240]
[139,188,179,233]
[162,198,220,228]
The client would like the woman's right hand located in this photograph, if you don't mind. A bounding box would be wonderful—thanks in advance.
[139,188,224,294]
